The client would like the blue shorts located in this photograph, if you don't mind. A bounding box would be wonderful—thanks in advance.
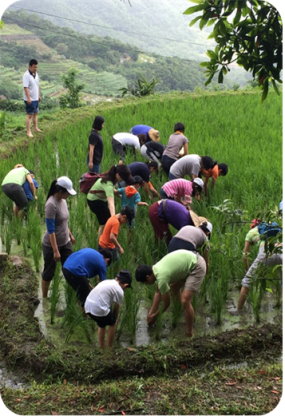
[25,100,39,114]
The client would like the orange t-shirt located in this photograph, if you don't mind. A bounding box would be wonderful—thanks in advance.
[201,164,219,180]
[99,215,120,249]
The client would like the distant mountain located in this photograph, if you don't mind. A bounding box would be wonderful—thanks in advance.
[6,0,213,60]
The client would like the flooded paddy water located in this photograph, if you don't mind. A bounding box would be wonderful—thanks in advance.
[0,235,281,352]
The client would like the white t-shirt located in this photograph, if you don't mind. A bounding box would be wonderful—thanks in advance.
[23,70,40,101]
[113,133,140,150]
[84,279,124,317]
[170,154,201,178]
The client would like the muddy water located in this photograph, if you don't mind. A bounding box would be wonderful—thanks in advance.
[1,237,282,349]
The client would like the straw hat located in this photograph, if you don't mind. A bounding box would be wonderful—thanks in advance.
[148,128,160,142]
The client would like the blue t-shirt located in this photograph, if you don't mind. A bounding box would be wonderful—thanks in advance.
[131,125,153,138]
[117,187,141,211]
[63,248,107,280]
[23,178,39,200]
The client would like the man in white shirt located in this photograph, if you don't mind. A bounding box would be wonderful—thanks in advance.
[23,59,42,138]
[84,270,132,348]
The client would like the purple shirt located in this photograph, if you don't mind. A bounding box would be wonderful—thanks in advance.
[158,199,191,230]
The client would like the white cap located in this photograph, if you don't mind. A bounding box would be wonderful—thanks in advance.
[193,177,204,188]
[56,176,76,195]
[205,221,213,233]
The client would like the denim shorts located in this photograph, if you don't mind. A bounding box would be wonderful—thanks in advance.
[25,100,39,114]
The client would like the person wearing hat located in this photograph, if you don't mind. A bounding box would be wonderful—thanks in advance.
[200,162,228,195]
[84,270,132,348]
[135,250,206,337]
[87,115,105,173]
[161,122,189,175]
[130,124,160,142]
[148,199,206,244]
[112,132,141,162]
[42,176,77,298]
[115,175,148,225]
[168,223,212,270]
[98,206,135,261]
[1,164,37,216]
[62,248,113,306]
[160,177,204,206]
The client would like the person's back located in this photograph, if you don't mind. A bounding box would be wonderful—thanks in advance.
[160,199,192,229]
[63,248,106,279]
[99,215,120,249]
[169,155,201,179]
[163,133,188,160]
[84,279,124,317]
[173,225,207,248]
[128,162,149,182]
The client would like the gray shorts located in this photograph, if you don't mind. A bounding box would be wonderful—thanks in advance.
[2,183,28,209]
[184,254,207,292]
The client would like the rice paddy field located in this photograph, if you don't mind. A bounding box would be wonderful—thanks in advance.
[0,90,282,347]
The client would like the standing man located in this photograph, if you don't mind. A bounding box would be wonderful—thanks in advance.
[135,250,207,337]
[88,115,105,173]
[23,59,41,138]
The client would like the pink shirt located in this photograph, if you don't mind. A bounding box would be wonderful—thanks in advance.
[162,179,193,204]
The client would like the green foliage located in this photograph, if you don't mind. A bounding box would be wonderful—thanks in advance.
[185,0,282,100]
[59,69,84,109]
[120,77,159,97]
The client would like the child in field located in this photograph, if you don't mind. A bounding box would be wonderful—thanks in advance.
[116,175,148,225]
[23,170,39,202]
[98,206,134,261]
[84,270,132,349]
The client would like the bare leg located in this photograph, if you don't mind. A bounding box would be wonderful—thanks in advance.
[42,279,51,298]
[181,289,195,337]
[98,225,104,240]
[237,286,249,311]
[107,325,116,347]
[98,327,106,349]
[33,113,42,132]
[26,114,33,137]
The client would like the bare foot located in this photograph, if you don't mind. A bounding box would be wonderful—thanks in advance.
[27,132,33,138]
[35,128,43,132]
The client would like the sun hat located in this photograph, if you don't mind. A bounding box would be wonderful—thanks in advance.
[117,270,132,288]
[148,128,160,142]
[193,177,204,189]
[56,176,77,195]
[205,221,213,233]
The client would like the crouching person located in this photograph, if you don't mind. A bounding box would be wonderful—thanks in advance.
[62,248,113,306]
[84,270,132,349]
[135,250,206,337]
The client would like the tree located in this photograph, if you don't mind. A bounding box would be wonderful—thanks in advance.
[184,0,282,100]
[59,69,84,109]
[120,77,159,97]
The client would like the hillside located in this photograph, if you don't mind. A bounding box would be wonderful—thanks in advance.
[0,11,210,101]
[7,0,212,60]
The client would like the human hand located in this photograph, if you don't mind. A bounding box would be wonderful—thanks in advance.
[119,246,124,255]
[70,234,76,245]
[53,250,61,261]
[147,312,157,326]
[88,161,93,171]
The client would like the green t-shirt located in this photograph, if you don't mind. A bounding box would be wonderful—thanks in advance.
[2,167,30,186]
[245,227,260,245]
[87,178,114,202]
[153,250,198,295]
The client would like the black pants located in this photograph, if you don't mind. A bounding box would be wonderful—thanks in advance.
[62,268,91,306]
[167,237,196,253]
[42,241,73,281]
[161,155,176,175]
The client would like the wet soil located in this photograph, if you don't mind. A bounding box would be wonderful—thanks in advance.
[0,256,282,386]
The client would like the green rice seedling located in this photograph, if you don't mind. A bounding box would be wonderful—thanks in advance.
[62,283,92,343]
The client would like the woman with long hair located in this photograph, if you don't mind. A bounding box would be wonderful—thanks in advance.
[42,176,76,298]
[87,164,132,237]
